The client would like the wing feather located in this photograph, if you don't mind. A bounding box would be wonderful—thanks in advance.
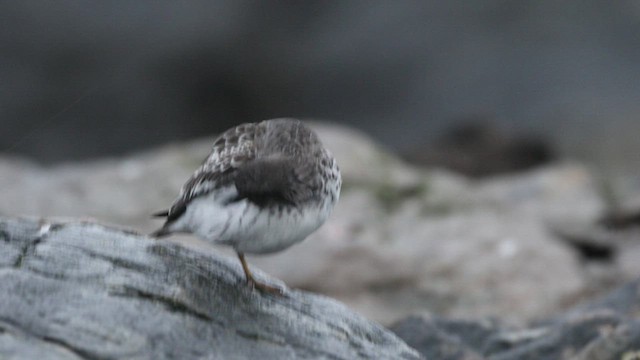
[161,123,261,223]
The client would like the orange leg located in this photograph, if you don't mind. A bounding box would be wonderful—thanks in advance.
[237,252,283,295]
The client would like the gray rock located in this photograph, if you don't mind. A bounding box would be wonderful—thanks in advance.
[550,215,640,294]
[391,277,640,360]
[393,312,629,360]
[557,277,640,324]
[574,320,640,360]
[257,184,589,324]
[487,311,622,360]
[0,216,421,360]
[389,314,489,360]
[0,325,85,360]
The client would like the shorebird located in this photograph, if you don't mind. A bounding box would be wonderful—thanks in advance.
[151,118,341,294]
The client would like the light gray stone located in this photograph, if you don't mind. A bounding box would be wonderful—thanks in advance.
[391,277,640,360]
[259,202,586,325]
[0,217,421,360]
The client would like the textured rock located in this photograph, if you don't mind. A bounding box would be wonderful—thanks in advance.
[389,315,490,360]
[0,217,420,360]
[270,203,586,325]
[391,277,640,360]
[558,277,640,323]
[488,312,622,360]
[574,320,640,360]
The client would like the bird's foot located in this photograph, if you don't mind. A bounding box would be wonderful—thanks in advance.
[237,252,285,296]
[247,278,285,296]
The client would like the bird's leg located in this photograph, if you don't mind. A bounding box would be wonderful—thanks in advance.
[236,252,284,295]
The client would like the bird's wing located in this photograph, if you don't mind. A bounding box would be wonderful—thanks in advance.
[232,156,308,206]
[161,122,261,223]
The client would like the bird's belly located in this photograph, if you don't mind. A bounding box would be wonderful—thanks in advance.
[228,203,328,254]
[185,193,331,254]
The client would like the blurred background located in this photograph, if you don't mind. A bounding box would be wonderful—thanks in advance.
[3,0,640,328]
[2,0,640,174]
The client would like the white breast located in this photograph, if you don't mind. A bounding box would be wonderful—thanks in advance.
[177,189,334,255]
[229,202,330,254]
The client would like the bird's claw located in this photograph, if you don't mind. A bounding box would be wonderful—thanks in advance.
[247,278,285,296]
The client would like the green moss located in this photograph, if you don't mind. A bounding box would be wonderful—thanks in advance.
[374,181,429,212]
[420,201,455,217]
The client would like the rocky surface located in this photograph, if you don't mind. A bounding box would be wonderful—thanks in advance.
[0,216,420,360]
[390,277,640,360]
[0,122,624,325]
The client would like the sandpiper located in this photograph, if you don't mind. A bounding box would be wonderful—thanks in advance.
[152,118,341,294]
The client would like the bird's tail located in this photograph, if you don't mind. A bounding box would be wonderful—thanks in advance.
[151,209,169,218]
[149,227,171,238]
[150,209,171,238]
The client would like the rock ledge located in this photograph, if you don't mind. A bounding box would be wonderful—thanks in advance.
[0,217,420,360]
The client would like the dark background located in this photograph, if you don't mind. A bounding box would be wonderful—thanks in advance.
[2,1,640,171]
